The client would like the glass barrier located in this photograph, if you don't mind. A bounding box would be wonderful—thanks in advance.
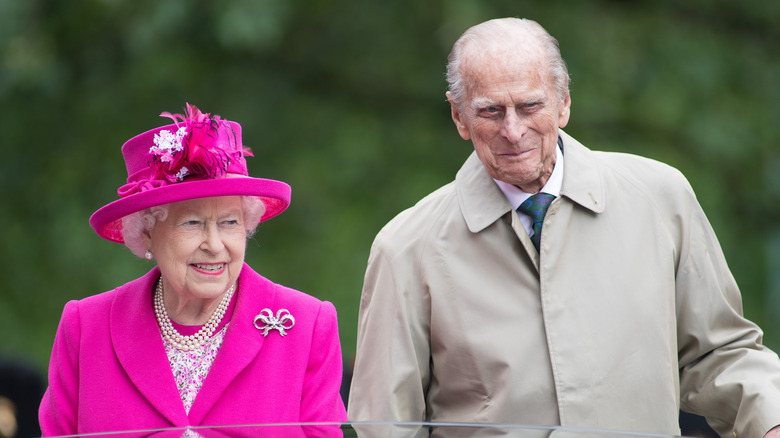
[45,422,685,438]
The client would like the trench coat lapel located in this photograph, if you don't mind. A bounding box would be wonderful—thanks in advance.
[187,264,278,424]
[456,152,513,234]
[456,149,544,265]
[557,130,604,214]
[111,268,189,425]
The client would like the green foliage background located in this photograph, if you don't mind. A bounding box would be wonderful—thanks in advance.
[1,0,779,380]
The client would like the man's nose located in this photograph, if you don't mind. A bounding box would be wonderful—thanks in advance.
[500,110,527,142]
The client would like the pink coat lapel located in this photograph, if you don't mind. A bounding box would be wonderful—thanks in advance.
[109,264,289,425]
[110,268,189,425]
[187,264,278,423]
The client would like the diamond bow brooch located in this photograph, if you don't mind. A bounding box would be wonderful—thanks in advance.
[253,308,295,337]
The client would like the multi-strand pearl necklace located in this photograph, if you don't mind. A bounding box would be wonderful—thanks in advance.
[154,278,235,351]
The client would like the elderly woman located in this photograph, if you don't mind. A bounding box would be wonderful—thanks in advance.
[39,104,347,435]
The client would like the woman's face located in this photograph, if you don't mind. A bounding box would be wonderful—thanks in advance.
[144,196,246,302]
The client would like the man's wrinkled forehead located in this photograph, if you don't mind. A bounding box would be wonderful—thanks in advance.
[460,46,549,95]
[459,33,546,78]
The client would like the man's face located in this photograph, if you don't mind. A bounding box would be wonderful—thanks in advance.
[448,54,570,192]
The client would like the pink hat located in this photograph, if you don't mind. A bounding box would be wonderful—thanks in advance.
[90,103,291,243]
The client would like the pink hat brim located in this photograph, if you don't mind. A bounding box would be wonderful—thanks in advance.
[89,176,291,243]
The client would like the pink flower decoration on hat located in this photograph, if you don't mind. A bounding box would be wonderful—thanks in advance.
[149,103,253,184]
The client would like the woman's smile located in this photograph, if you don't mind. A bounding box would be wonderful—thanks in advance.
[192,262,227,275]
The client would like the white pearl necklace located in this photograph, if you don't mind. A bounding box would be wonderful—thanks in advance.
[154,278,235,351]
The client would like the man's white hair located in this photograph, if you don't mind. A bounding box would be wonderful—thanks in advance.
[446,18,570,108]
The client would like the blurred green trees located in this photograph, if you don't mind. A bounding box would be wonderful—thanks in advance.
[1,0,779,377]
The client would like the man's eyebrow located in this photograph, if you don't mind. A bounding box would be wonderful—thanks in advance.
[525,94,547,104]
[470,97,498,109]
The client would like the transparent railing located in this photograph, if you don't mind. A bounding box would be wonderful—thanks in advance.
[45,422,688,438]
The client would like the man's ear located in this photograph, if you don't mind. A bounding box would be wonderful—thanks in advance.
[446,92,472,141]
[558,92,571,128]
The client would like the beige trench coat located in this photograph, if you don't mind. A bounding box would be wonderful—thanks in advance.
[348,130,780,437]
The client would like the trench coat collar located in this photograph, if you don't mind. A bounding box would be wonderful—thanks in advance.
[557,129,605,215]
[456,129,605,233]
[111,263,278,425]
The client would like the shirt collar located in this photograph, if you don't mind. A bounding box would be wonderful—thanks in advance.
[494,141,564,210]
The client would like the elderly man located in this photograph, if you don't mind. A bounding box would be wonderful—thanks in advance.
[348,17,780,437]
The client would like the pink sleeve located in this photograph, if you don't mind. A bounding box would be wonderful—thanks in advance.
[300,300,348,423]
[39,300,81,436]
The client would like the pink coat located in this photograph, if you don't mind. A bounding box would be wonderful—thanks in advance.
[39,264,347,435]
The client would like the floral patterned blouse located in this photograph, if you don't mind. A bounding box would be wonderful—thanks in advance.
[160,293,237,414]
[163,324,229,413]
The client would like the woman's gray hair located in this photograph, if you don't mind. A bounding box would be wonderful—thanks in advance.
[122,196,267,259]
[446,18,570,108]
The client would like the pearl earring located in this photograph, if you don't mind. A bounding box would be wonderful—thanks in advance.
[144,250,153,260]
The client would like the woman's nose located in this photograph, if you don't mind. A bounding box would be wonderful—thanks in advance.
[201,223,225,253]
